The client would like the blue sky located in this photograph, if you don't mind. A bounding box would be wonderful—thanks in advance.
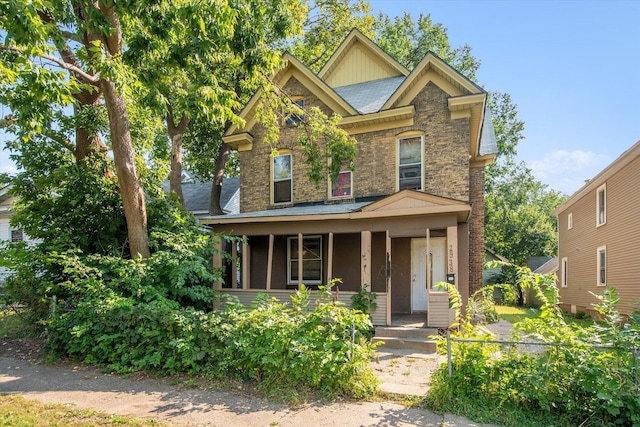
[369,0,640,195]
[2,1,639,195]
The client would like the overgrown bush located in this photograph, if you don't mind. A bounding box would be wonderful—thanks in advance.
[428,266,640,426]
[48,284,379,399]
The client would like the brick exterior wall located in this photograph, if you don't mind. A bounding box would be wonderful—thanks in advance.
[468,165,485,296]
[240,80,472,212]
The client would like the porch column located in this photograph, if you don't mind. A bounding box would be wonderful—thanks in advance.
[361,230,371,289]
[447,226,459,288]
[298,233,303,286]
[385,230,391,326]
[231,242,238,289]
[242,236,250,290]
[327,232,334,283]
[266,234,274,290]
[426,228,431,289]
[212,235,223,291]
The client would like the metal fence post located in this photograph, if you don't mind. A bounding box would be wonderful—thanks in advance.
[447,330,452,378]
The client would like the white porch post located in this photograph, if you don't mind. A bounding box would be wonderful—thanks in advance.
[266,234,274,290]
[361,230,372,289]
[242,236,250,290]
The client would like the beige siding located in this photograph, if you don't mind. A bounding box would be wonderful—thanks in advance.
[218,289,388,326]
[325,44,401,87]
[557,153,640,315]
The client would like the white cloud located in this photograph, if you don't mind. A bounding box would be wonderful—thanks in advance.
[529,150,611,195]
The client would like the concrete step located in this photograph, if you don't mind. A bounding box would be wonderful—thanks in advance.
[374,326,439,340]
[372,336,438,353]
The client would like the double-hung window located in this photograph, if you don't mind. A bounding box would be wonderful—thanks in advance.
[272,152,292,204]
[330,161,352,199]
[288,236,322,285]
[597,246,606,286]
[596,184,606,226]
[567,212,573,230]
[398,136,423,190]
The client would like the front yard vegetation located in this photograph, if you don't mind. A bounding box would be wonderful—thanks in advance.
[426,267,640,426]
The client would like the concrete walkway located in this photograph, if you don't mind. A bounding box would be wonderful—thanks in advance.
[0,356,498,426]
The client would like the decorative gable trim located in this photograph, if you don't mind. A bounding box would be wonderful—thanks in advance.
[319,28,409,87]
[222,132,254,151]
[383,52,483,110]
[361,189,469,213]
[224,53,357,138]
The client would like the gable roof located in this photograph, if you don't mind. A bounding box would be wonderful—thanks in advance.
[223,28,497,163]
[163,177,240,215]
[554,140,640,215]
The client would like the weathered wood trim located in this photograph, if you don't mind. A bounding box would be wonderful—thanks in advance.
[242,236,250,290]
[266,234,274,290]
[361,230,371,288]
[327,232,334,281]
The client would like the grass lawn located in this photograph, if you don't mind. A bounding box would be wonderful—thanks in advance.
[0,395,166,426]
[496,304,599,328]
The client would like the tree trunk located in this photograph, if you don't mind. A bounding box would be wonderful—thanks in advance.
[100,79,150,258]
[166,111,190,209]
[209,141,230,215]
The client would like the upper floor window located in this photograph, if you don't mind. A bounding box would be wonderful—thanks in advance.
[597,246,606,286]
[596,184,606,226]
[397,135,423,191]
[288,235,322,285]
[330,161,352,199]
[285,98,304,126]
[272,151,292,204]
[567,212,573,230]
[11,229,24,243]
[561,257,568,288]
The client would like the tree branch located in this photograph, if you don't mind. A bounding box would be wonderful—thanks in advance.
[0,44,99,85]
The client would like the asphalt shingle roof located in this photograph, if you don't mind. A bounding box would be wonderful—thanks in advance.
[333,76,405,114]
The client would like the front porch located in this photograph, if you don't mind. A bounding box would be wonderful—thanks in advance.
[203,190,470,327]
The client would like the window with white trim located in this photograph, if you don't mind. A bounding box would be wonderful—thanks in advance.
[272,152,292,204]
[397,136,423,191]
[330,161,352,199]
[596,184,606,226]
[561,257,568,287]
[567,212,573,230]
[287,235,322,285]
[10,229,24,243]
[597,246,606,286]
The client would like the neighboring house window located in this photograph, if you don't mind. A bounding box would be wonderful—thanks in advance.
[597,246,606,286]
[272,151,292,204]
[596,184,606,226]
[567,212,573,230]
[285,98,304,126]
[10,229,24,243]
[287,235,322,284]
[397,135,423,191]
[561,257,568,288]
[330,161,352,199]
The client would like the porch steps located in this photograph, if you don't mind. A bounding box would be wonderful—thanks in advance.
[373,326,439,353]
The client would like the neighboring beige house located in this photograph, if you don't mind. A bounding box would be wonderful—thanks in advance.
[553,140,640,316]
[201,29,497,326]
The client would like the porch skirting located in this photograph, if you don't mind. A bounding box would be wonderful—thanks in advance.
[217,289,388,326]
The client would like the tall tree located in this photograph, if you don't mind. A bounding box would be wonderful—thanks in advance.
[1,1,150,257]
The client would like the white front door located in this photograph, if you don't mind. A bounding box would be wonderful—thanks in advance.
[411,238,446,312]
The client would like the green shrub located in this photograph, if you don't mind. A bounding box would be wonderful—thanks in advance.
[428,266,640,426]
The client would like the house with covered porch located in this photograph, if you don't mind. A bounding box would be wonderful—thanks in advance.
[201,29,497,327]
